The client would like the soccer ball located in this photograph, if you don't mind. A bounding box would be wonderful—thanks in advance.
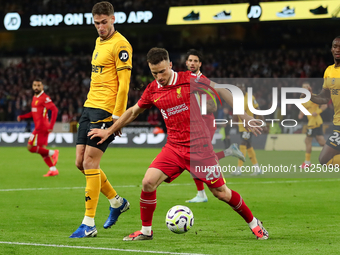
[165,205,194,234]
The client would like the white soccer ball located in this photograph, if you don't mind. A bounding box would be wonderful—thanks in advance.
[165,205,194,234]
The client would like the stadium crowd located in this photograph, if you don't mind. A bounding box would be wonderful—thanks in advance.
[1,0,291,15]
[0,46,334,123]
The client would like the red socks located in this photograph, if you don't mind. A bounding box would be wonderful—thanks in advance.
[194,178,204,191]
[215,151,225,160]
[43,156,54,167]
[227,190,253,223]
[140,190,157,226]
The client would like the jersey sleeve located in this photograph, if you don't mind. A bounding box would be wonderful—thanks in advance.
[19,112,32,119]
[44,96,58,129]
[137,84,153,109]
[114,40,132,72]
[322,67,330,89]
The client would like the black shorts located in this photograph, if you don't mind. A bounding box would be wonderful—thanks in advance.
[326,125,340,151]
[76,107,115,152]
[306,125,323,137]
[240,131,252,142]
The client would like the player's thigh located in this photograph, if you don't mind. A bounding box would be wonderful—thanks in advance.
[240,131,252,146]
[75,144,86,170]
[319,144,340,164]
[305,136,313,144]
[143,167,169,191]
[83,145,104,169]
[315,135,326,145]
[149,144,185,183]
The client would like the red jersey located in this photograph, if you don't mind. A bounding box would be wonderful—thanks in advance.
[138,70,214,155]
[19,91,58,132]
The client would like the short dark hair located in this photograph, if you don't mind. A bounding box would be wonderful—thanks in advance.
[186,49,203,62]
[147,47,169,65]
[33,78,42,83]
[92,1,114,16]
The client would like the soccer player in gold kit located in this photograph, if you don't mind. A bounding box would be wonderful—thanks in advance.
[70,1,132,238]
[298,82,326,168]
[307,36,340,166]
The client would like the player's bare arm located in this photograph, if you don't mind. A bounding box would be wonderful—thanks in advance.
[298,110,304,119]
[88,103,146,144]
[310,88,331,105]
[254,106,268,133]
[206,98,217,113]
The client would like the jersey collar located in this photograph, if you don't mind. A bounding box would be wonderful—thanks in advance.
[36,90,44,98]
[157,70,178,88]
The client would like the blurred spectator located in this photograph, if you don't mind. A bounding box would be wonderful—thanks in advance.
[0,47,334,125]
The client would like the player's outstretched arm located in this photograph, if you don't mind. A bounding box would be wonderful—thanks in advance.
[239,113,262,136]
[215,87,262,136]
[17,112,32,121]
[88,103,146,145]
[310,88,331,105]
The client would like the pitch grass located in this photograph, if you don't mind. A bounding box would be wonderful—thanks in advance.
[0,147,340,255]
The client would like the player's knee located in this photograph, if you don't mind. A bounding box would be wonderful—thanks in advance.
[211,186,230,202]
[142,177,157,192]
[27,145,33,152]
[75,159,83,171]
[319,154,329,165]
[82,157,97,169]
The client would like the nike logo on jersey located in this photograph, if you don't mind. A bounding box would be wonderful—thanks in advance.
[211,179,219,184]
[154,97,161,102]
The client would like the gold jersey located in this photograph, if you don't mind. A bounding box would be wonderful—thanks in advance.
[84,31,132,116]
[302,100,323,129]
[238,93,258,132]
[323,64,340,125]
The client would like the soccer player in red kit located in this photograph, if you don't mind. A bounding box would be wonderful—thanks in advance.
[88,48,268,241]
[185,49,245,203]
[17,79,59,177]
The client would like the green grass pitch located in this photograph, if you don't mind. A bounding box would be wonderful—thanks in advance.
[0,147,340,254]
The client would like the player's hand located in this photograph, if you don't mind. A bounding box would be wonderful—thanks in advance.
[114,129,122,137]
[88,128,110,145]
[261,125,268,133]
[301,86,312,98]
[48,129,53,133]
[312,112,317,116]
[240,114,262,136]
[17,116,21,121]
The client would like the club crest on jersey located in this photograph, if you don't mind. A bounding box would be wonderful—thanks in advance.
[94,52,98,60]
[177,87,182,98]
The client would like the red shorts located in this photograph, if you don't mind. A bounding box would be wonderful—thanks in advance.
[149,143,225,188]
[28,130,49,147]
